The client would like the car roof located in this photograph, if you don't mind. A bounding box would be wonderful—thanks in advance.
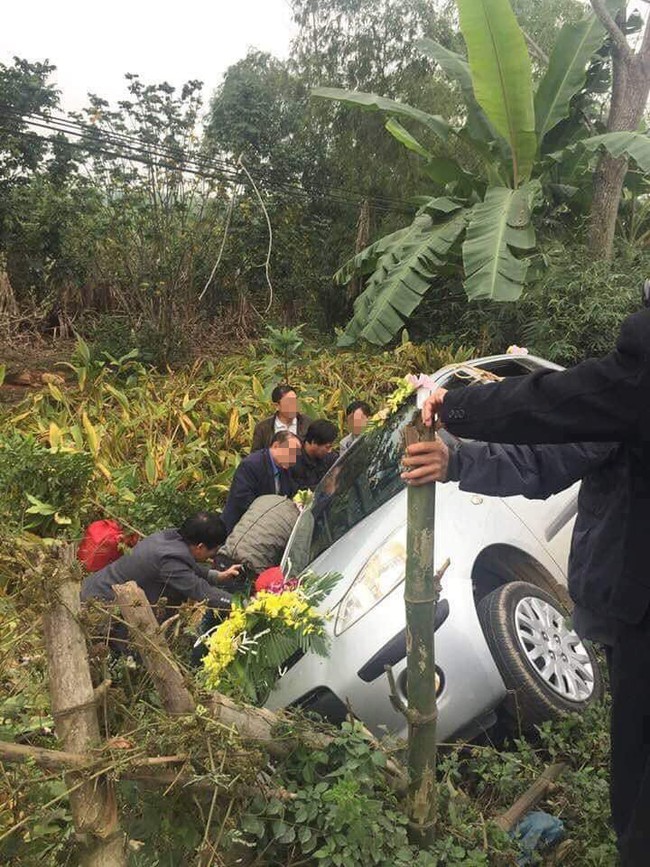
[432,353,564,380]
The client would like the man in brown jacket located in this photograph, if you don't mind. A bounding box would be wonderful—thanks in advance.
[251,384,312,451]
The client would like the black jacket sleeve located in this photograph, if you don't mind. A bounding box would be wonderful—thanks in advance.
[440,310,650,445]
[222,460,262,533]
[445,438,617,499]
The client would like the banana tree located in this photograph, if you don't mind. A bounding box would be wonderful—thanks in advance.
[315,0,650,346]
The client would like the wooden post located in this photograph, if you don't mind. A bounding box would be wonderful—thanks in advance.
[42,545,126,867]
[402,416,440,846]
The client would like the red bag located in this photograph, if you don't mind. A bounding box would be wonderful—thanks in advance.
[78,519,135,572]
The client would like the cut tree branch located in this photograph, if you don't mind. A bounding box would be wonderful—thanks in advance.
[43,546,127,865]
[590,0,634,62]
[494,763,566,832]
[0,740,295,799]
[112,582,408,795]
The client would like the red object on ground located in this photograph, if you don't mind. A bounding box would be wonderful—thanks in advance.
[254,566,285,594]
[78,519,136,572]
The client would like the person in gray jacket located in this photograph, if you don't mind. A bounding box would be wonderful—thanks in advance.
[221,494,300,576]
[81,511,240,613]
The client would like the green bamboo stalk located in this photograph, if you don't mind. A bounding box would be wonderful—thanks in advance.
[403,416,440,846]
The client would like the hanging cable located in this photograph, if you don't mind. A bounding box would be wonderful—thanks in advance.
[198,182,242,302]
[237,154,274,314]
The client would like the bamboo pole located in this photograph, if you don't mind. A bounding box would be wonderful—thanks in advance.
[402,417,440,846]
[42,545,127,867]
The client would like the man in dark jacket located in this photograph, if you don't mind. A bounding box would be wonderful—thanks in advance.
[416,306,650,865]
[291,419,338,491]
[222,430,301,533]
[81,511,237,612]
[251,384,312,452]
[403,434,619,644]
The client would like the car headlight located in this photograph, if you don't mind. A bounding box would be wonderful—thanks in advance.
[334,528,406,636]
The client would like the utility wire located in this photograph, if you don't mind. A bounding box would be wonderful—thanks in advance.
[0,107,416,215]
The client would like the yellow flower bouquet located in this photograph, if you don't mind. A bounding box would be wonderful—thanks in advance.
[201,571,341,704]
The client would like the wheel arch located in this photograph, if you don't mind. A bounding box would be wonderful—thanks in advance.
[470,543,572,611]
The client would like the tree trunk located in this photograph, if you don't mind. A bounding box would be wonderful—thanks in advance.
[588,5,650,259]
[403,418,439,846]
[348,198,371,301]
[42,546,126,867]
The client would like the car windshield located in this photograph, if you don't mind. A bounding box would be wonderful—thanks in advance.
[284,356,542,577]
[285,394,418,577]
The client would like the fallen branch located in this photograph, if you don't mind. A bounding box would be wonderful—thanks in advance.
[112,582,195,715]
[494,762,566,833]
[112,582,408,795]
[0,740,187,773]
[0,739,294,800]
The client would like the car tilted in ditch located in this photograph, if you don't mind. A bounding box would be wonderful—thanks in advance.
[266,354,603,742]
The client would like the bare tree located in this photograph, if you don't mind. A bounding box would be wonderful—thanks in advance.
[589,1,650,258]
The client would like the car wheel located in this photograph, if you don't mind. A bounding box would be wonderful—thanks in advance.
[477,581,603,730]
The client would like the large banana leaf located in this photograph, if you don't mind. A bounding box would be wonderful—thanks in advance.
[312,87,451,142]
[462,183,538,301]
[334,224,414,285]
[416,37,497,147]
[535,13,608,145]
[456,0,536,185]
[337,210,467,346]
[578,132,650,173]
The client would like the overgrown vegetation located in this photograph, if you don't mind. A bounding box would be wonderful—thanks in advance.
[0,342,617,864]
[0,0,637,861]
[2,0,648,355]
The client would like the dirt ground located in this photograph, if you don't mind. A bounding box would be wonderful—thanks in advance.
[0,334,77,404]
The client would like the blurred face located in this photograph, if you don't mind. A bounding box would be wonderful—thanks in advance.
[348,408,370,436]
[305,440,334,460]
[271,435,302,468]
[276,390,298,421]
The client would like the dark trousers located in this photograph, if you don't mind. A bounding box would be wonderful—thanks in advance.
[607,611,650,865]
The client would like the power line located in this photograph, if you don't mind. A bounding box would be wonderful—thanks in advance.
[0,107,417,216]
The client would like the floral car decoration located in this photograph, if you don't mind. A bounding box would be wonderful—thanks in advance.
[201,570,341,704]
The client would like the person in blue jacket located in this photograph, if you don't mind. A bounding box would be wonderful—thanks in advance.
[222,430,302,533]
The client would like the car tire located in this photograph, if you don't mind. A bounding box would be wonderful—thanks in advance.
[477,581,604,731]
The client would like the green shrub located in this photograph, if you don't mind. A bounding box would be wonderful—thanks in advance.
[98,469,222,537]
[411,247,650,366]
[82,314,191,370]
[0,433,93,536]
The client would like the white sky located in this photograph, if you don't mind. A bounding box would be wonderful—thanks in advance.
[1,0,296,113]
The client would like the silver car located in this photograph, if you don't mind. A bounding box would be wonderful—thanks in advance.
[267,354,603,741]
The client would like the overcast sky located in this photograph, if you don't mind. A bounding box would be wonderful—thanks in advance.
[1,0,296,112]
